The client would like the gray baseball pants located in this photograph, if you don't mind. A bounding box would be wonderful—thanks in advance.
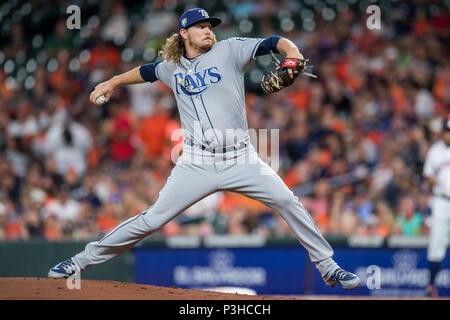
[73,143,339,279]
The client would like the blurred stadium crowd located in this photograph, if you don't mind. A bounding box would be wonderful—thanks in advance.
[0,0,449,241]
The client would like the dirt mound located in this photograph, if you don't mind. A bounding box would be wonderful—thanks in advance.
[0,277,296,300]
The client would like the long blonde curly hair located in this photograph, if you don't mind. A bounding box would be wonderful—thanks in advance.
[159,33,217,64]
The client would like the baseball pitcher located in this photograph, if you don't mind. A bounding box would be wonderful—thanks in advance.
[49,8,361,290]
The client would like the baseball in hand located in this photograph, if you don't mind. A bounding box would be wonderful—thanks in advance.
[96,95,106,105]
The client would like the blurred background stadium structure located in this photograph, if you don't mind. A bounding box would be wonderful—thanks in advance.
[0,0,449,246]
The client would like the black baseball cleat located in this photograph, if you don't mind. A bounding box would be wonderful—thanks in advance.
[48,258,80,278]
[326,268,362,290]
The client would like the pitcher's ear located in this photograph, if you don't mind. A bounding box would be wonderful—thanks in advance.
[179,29,187,40]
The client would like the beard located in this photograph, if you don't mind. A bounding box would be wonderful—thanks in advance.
[195,39,214,52]
[188,34,215,53]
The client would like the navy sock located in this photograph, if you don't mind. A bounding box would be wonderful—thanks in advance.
[428,261,442,285]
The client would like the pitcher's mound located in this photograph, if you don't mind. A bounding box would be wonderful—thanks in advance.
[0,277,294,300]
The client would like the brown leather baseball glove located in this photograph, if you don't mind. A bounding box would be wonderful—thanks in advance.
[260,52,316,94]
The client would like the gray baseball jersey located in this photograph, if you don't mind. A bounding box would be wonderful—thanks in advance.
[154,37,265,147]
[71,37,340,282]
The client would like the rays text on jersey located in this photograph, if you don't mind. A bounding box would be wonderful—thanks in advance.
[174,66,222,96]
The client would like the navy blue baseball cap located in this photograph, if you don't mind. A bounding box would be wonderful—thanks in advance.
[178,8,221,32]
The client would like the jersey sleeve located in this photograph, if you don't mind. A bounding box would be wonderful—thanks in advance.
[254,36,282,56]
[226,37,266,73]
[139,60,173,88]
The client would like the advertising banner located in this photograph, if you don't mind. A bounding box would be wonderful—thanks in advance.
[134,246,450,297]
[134,247,306,295]
[312,248,450,297]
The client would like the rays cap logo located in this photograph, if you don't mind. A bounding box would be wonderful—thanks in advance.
[178,8,221,32]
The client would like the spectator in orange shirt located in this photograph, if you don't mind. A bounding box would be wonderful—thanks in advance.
[88,39,121,70]
[96,202,119,235]
[137,97,171,161]
[373,200,396,237]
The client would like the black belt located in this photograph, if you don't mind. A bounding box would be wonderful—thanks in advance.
[185,138,248,154]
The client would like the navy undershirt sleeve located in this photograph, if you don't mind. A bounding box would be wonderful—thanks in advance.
[139,62,161,82]
[255,36,282,56]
